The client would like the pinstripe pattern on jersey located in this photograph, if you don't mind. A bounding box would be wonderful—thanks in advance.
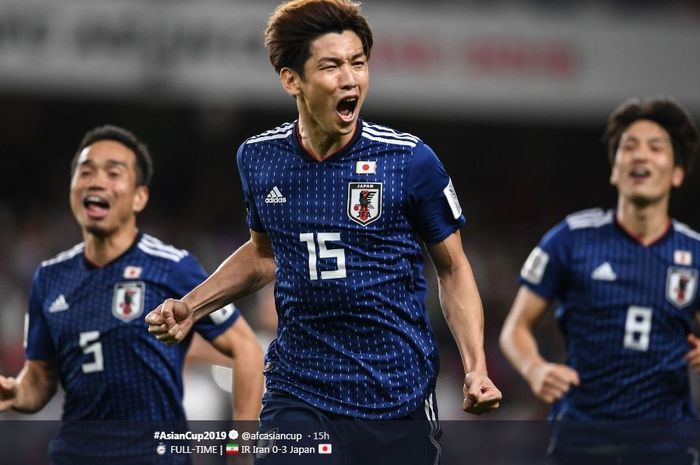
[26,234,237,422]
[522,209,700,420]
[237,119,462,419]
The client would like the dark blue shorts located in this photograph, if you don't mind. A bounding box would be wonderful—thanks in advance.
[254,390,442,465]
[547,420,700,465]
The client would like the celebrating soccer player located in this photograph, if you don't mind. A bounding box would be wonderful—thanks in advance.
[146,0,501,463]
[500,97,700,463]
[0,125,264,464]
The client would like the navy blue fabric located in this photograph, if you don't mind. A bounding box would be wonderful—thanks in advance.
[237,119,464,419]
[520,209,700,420]
[25,233,239,462]
[255,390,441,465]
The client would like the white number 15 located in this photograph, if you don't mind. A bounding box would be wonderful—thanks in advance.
[299,232,346,280]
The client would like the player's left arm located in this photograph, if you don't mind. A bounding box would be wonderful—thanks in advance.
[426,230,501,415]
[685,314,700,375]
[207,317,264,420]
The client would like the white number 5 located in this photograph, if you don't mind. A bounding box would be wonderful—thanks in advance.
[79,331,104,373]
[623,306,652,352]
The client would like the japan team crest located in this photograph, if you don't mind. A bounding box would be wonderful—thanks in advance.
[112,281,145,322]
[347,182,382,226]
[665,267,698,309]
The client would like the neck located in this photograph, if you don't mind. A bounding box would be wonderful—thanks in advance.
[615,197,670,245]
[297,113,355,162]
[83,226,138,267]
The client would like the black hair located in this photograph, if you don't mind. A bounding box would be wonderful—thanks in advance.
[603,97,699,175]
[71,125,153,187]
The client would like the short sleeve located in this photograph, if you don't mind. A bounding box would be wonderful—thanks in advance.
[518,220,571,301]
[406,142,466,243]
[25,268,55,360]
[236,143,265,232]
[169,254,240,341]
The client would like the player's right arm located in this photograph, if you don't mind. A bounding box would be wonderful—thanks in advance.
[499,286,579,404]
[0,359,59,413]
[146,230,275,344]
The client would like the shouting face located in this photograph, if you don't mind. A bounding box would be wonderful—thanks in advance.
[70,140,148,238]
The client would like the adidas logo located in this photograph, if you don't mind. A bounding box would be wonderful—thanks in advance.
[49,294,69,312]
[265,186,287,204]
[591,262,617,281]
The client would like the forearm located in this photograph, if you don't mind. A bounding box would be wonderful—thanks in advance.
[499,317,545,378]
[231,342,264,420]
[185,240,275,322]
[12,361,58,413]
[439,263,488,375]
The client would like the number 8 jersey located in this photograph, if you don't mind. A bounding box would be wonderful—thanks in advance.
[520,208,700,420]
[237,119,465,419]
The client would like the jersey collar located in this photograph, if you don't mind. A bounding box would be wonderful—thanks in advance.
[613,213,672,248]
[83,231,143,269]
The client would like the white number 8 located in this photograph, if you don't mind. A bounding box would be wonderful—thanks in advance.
[623,306,652,352]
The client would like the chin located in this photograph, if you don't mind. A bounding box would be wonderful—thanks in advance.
[84,224,112,238]
[337,120,357,133]
[627,193,664,208]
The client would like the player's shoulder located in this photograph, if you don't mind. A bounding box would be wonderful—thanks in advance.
[360,121,422,149]
[672,219,700,244]
[540,208,612,245]
[136,233,191,264]
[243,121,295,146]
[564,208,614,231]
[40,242,85,269]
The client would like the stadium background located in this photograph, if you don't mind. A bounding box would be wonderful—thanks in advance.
[1,0,700,422]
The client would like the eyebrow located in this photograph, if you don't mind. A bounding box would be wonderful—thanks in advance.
[317,52,366,64]
[621,135,671,143]
[78,159,129,169]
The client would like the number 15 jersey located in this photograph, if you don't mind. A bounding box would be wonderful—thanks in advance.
[237,120,465,419]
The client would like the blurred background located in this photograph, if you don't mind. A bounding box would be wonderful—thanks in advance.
[1,0,700,423]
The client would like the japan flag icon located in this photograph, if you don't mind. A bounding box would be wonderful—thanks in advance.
[318,443,332,454]
[355,160,376,174]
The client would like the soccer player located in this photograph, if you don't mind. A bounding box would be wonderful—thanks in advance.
[0,125,264,464]
[499,97,700,463]
[146,0,501,463]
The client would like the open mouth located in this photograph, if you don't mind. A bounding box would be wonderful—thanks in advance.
[83,195,110,218]
[336,97,358,121]
[630,167,651,181]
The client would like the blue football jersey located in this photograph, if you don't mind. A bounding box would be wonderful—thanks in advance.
[520,208,700,420]
[237,119,465,419]
[25,232,239,422]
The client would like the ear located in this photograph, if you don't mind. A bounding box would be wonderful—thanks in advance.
[609,164,619,187]
[279,67,301,98]
[671,165,685,188]
[133,186,149,214]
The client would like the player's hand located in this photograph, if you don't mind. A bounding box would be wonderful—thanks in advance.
[0,375,18,412]
[524,362,579,404]
[462,372,502,415]
[145,299,194,345]
[685,334,700,375]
